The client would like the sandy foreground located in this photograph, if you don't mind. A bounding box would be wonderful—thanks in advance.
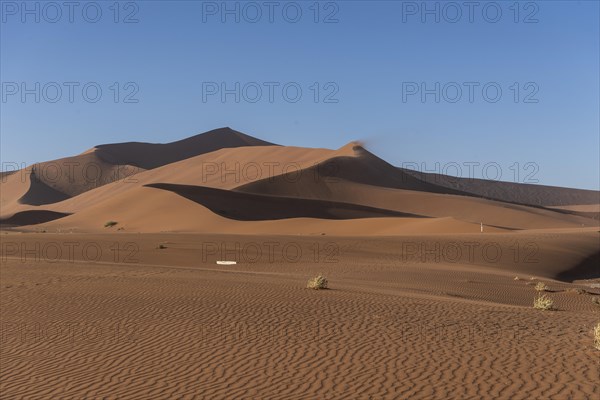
[1,232,598,400]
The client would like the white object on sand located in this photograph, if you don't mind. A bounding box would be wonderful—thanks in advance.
[216,261,237,265]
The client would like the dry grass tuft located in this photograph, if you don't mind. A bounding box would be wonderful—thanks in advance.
[533,294,554,310]
[594,323,600,350]
[535,282,549,292]
[565,288,584,295]
[307,275,328,290]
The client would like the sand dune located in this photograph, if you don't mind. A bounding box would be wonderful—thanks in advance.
[33,152,143,198]
[296,145,469,195]
[33,185,492,235]
[237,177,596,230]
[547,204,600,221]
[550,204,600,212]
[0,157,141,219]
[0,168,34,216]
[146,183,424,220]
[2,128,598,269]
[3,130,598,235]
[91,127,276,169]
[1,143,342,220]
[17,171,72,206]
[403,168,600,206]
[0,127,275,218]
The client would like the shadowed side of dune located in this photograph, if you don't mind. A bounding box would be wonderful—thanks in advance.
[18,172,71,206]
[0,210,71,226]
[556,249,600,282]
[545,208,600,221]
[402,168,600,207]
[145,183,425,221]
[95,127,277,169]
[320,147,470,194]
[32,153,143,199]
[236,150,470,200]
[236,174,597,230]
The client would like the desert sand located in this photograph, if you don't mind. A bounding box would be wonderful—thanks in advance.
[1,128,599,399]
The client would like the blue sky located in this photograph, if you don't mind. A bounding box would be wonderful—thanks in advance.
[1,0,599,189]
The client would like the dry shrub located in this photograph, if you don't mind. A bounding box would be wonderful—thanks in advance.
[565,288,584,295]
[533,294,554,310]
[535,282,549,292]
[307,275,328,290]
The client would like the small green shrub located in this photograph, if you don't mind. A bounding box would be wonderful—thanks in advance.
[104,221,118,228]
[307,275,328,290]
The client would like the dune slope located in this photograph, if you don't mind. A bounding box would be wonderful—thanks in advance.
[146,182,425,220]
[402,168,600,206]
[0,127,275,215]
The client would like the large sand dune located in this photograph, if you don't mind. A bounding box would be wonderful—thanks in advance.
[2,129,598,236]
[0,127,275,217]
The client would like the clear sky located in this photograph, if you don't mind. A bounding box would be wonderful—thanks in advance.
[1,0,599,189]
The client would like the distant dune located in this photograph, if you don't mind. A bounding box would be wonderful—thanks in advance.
[91,127,276,169]
[402,168,600,206]
[0,127,274,212]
